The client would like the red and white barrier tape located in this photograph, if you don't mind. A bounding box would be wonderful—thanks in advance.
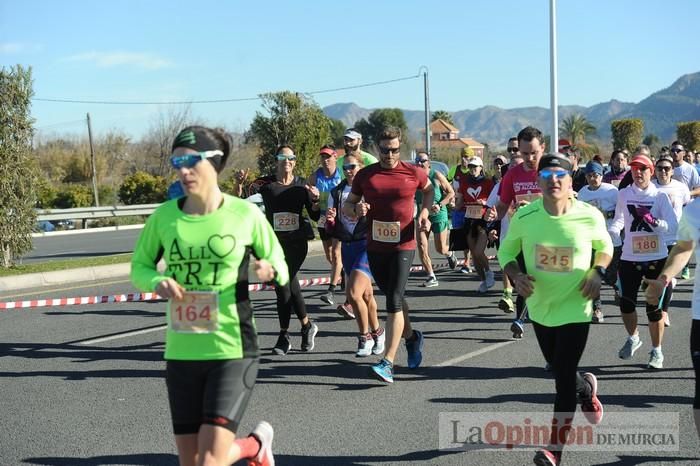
[1,257,495,310]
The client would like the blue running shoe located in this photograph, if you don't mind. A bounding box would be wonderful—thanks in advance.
[371,358,394,383]
[405,330,424,369]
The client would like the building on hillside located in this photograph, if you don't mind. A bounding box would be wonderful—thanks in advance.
[417,118,485,159]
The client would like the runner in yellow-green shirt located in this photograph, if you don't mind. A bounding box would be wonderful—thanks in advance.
[131,126,285,466]
[498,153,612,466]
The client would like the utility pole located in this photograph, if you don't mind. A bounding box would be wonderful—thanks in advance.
[549,0,559,150]
[422,67,431,155]
[86,113,99,207]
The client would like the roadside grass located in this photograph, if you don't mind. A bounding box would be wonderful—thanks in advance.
[0,254,132,277]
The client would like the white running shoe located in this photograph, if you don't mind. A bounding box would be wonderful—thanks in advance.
[648,349,664,369]
[356,333,375,357]
[371,328,386,355]
[249,421,275,466]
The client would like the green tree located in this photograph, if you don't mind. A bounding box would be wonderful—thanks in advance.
[431,110,454,125]
[561,114,596,145]
[247,91,331,177]
[118,171,167,205]
[642,133,662,156]
[0,65,38,267]
[354,108,408,149]
[328,118,346,148]
[676,121,700,152]
[611,119,644,152]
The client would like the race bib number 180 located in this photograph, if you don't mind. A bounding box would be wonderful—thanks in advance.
[168,291,220,334]
[372,220,400,243]
[632,234,660,255]
[535,244,574,273]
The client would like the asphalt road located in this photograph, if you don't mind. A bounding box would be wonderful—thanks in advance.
[23,229,142,264]
[2,251,699,466]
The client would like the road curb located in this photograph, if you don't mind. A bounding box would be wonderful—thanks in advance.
[2,239,326,293]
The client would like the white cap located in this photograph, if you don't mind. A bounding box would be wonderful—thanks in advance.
[467,156,483,167]
[343,129,362,140]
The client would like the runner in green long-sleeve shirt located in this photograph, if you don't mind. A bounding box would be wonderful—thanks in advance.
[130,125,283,466]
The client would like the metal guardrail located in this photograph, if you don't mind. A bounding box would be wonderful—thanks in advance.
[36,204,160,222]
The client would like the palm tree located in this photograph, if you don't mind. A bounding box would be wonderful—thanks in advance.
[431,110,454,125]
[561,114,596,145]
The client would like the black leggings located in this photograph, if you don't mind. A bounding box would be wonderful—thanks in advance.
[275,240,308,329]
[532,321,592,451]
[691,320,700,409]
[367,249,414,313]
[618,258,672,314]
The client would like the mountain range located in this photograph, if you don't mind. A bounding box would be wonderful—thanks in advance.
[323,71,700,147]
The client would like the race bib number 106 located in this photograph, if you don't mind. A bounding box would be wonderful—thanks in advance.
[372,220,400,243]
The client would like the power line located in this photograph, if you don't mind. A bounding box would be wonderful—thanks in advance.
[32,72,422,105]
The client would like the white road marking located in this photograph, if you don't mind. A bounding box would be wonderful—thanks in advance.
[435,340,517,367]
[78,325,167,345]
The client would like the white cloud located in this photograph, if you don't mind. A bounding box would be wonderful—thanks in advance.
[0,42,42,54]
[65,51,172,70]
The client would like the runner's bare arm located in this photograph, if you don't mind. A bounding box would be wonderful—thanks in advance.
[486,200,509,221]
[435,172,455,207]
[503,260,535,298]
[644,240,694,305]
[342,192,363,218]
[579,251,612,300]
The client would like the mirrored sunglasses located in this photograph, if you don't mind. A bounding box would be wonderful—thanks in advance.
[170,150,224,169]
[342,164,358,171]
[276,154,297,161]
[539,168,570,180]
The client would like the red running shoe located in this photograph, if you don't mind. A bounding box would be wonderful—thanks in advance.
[581,372,604,424]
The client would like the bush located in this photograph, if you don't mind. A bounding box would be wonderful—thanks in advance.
[53,184,94,208]
[118,171,167,205]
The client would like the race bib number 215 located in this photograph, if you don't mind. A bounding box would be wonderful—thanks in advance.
[535,245,574,273]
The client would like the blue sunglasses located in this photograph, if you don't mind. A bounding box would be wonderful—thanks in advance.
[538,168,570,180]
[170,150,223,169]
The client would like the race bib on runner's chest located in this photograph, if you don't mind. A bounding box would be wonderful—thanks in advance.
[168,291,220,334]
[465,205,483,219]
[273,212,299,231]
[372,220,400,243]
[535,244,574,273]
[631,234,660,254]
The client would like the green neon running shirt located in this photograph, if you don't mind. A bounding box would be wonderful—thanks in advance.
[131,194,289,360]
[497,198,613,327]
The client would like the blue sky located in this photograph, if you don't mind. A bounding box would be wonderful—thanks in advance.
[1,0,699,140]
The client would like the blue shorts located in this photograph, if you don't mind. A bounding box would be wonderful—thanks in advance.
[451,211,466,229]
[341,240,372,279]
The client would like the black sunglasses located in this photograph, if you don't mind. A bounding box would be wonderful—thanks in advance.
[415,158,429,165]
[378,146,400,155]
[507,147,519,153]
[656,165,673,171]
[671,148,684,153]
[342,164,357,171]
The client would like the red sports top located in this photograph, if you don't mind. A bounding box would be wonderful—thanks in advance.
[351,161,428,252]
